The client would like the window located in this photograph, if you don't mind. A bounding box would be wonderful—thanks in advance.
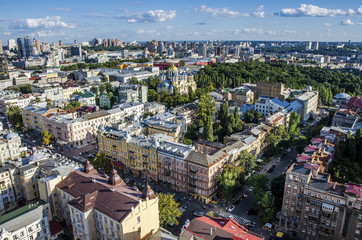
[137,216,140,224]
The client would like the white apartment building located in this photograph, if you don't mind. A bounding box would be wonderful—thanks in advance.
[255,97,290,115]
[294,90,319,121]
[0,132,22,164]
[0,200,51,240]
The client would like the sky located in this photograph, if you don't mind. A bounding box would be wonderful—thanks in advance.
[0,0,361,44]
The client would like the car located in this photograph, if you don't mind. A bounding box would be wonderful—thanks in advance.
[227,205,235,212]
[193,211,204,217]
[241,194,248,199]
[267,165,276,173]
[233,199,241,205]
[248,187,254,192]
[276,157,281,163]
[247,208,258,215]
[32,140,36,143]
[287,148,291,152]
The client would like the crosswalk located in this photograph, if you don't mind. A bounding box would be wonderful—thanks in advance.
[218,212,252,226]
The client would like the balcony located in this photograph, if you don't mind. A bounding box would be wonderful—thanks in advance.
[164,170,170,176]
[189,169,196,173]
[189,181,196,187]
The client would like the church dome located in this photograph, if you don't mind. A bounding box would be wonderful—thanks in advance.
[142,184,156,200]
[108,169,123,186]
[169,64,178,71]
[84,161,97,174]
[158,80,171,88]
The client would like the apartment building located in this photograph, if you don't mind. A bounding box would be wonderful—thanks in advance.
[118,84,148,103]
[23,104,111,148]
[0,94,34,113]
[0,200,51,240]
[61,84,81,99]
[331,110,359,129]
[56,162,160,240]
[256,81,285,99]
[97,126,172,181]
[18,163,40,203]
[143,118,182,140]
[255,97,290,116]
[0,164,22,215]
[280,163,362,240]
[294,90,318,121]
[157,141,194,192]
[0,132,22,164]
[144,102,166,116]
[231,87,254,105]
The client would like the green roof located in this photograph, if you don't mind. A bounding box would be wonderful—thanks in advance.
[80,92,94,98]
[0,200,46,225]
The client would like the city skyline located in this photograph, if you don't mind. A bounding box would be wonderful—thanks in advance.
[0,1,362,43]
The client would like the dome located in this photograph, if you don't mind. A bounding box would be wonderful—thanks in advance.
[158,80,171,88]
[334,93,351,99]
[84,161,97,174]
[169,64,178,71]
[108,169,123,186]
[142,184,156,200]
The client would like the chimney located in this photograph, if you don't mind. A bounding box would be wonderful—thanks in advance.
[210,227,213,235]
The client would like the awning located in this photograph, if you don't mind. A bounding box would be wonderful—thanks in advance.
[276,232,284,238]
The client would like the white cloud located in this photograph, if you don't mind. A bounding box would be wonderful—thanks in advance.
[242,28,263,34]
[274,4,355,17]
[135,28,160,35]
[253,5,265,18]
[10,16,75,30]
[196,5,249,18]
[36,30,67,37]
[284,29,297,35]
[266,30,277,35]
[48,8,71,12]
[323,22,331,26]
[120,10,176,23]
[358,6,362,14]
[86,13,113,18]
[358,22,362,25]
[3,31,11,36]
[341,19,354,25]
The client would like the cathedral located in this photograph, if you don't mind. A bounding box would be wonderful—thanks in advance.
[157,64,197,94]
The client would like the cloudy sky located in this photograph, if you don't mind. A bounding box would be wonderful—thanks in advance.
[0,0,361,43]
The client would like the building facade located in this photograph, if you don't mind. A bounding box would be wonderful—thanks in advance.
[256,81,285,99]
[56,163,160,240]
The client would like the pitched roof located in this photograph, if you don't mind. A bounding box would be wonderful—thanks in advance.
[56,171,143,223]
[181,217,264,240]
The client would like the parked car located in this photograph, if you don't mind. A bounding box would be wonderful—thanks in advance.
[227,205,235,212]
[193,211,204,217]
[248,187,254,192]
[287,148,291,152]
[267,165,276,173]
[247,208,258,215]
[276,157,281,163]
[241,194,248,199]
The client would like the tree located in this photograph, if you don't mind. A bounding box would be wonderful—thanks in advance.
[188,86,196,102]
[218,101,229,124]
[102,75,109,82]
[242,110,262,124]
[226,114,235,136]
[248,174,269,201]
[7,105,24,132]
[182,138,193,145]
[217,164,245,201]
[42,130,52,145]
[157,193,182,226]
[203,115,214,141]
[270,174,286,211]
[205,211,214,217]
[93,152,113,173]
[237,150,257,175]
[104,82,113,93]
[90,86,99,96]
[257,193,276,224]
[99,84,106,95]
[197,94,216,127]
[129,77,139,84]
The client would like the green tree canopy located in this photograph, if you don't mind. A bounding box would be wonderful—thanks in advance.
[157,193,182,226]
[237,150,257,175]
[42,130,52,145]
[217,164,245,201]
[197,94,216,127]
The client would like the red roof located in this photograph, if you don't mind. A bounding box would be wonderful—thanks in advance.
[347,96,362,110]
[345,184,362,198]
[182,217,264,240]
[49,219,63,236]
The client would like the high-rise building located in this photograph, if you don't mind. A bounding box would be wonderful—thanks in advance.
[158,41,164,55]
[215,46,225,57]
[34,39,41,54]
[17,36,33,58]
[312,41,319,50]
[59,40,62,46]
[74,40,77,45]
[7,39,16,51]
[199,43,207,57]
[0,41,3,53]
[0,54,9,80]
[70,45,82,56]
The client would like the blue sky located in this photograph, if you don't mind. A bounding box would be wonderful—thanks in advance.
[0,0,361,43]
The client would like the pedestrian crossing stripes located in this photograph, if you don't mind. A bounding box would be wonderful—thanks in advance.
[218,212,251,226]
